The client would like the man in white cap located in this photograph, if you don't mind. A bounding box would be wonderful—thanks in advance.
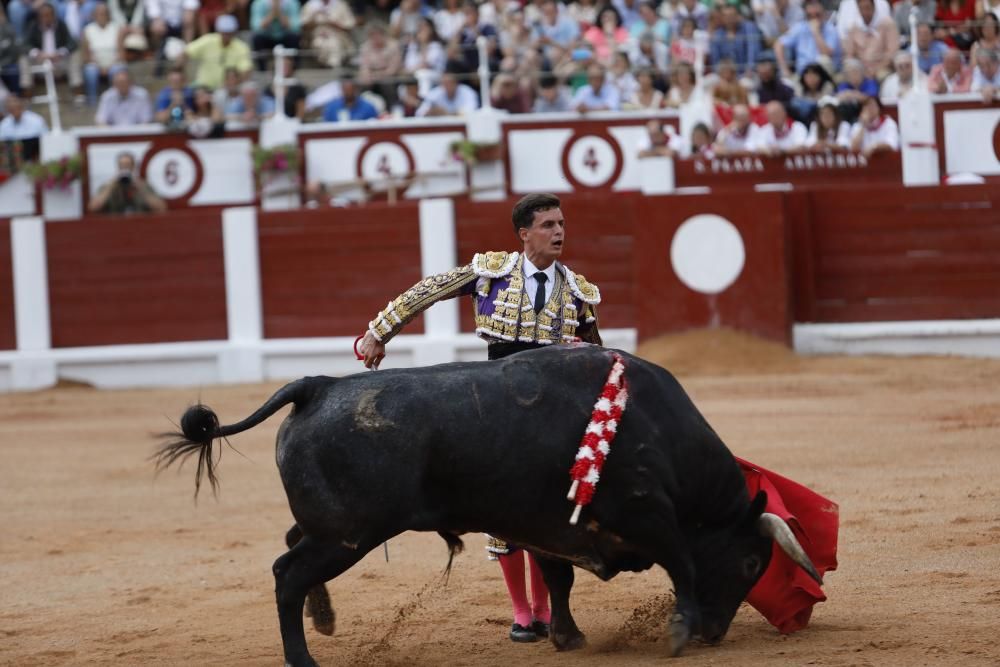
[182,14,252,89]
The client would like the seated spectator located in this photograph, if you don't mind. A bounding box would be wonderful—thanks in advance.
[250,0,300,72]
[790,62,834,123]
[225,80,276,124]
[971,14,1000,68]
[836,0,891,39]
[665,61,698,107]
[87,151,167,214]
[928,48,973,93]
[614,0,641,30]
[533,72,572,112]
[689,122,715,158]
[572,62,622,111]
[607,50,638,102]
[712,58,750,106]
[81,3,121,106]
[935,0,976,50]
[146,0,198,74]
[300,0,356,68]
[914,21,947,73]
[265,57,307,119]
[404,17,446,79]
[212,67,243,117]
[627,67,664,109]
[60,0,97,51]
[499,8,539,78]
[359,23,402,105]
[533,0,581,74]
[1,6,25,95]
[836,58,878,123]
[322,74,377,121]
[95,68,152,125]
[755,0,805,46]
[710,1,761,80]
[630,1,670,43]
[490,72,529,113]
[583,5,629,66]
[21,3,82,99]
[632,30,669,73]
[775,0,840,78]
[184,15,252,90]
[849,95,899,156]
[567,0,600,28]
[109,0,146,57]
[669,17,701,67]
[415,65,479,116]
[756,51,793,105]
[637,119,685,157]
[891,0,935,47]
[713,103,758,154]
[397,76,423,116]
[806,97,851,149]
[449,1,499,73]
[0,95,48,140]
[389,0,431,43]
[154,66,194,125]
[880,51,926,102]
[671,0,709,35]
[842,0,899,79]
[751,100,808,155]
[434,0,464,42]
[186,85,224,137]
[971,48,1000,103]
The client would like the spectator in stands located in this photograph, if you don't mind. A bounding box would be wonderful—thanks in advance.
[935,0,976,50]
[95,67,152,125]
[669,17,701,67]
[534,0,581,73]
[880,50,926,102]
[713,103,757,154]
[630,1,669,43]
[632,30,669,72]
[806,97,851,149]
[265,56,307,119]
[756,50,793,105]
[450,2,499,73]
[186,85,224,137]
[614,0,641,30]
[60,0,97,49]
[533,72,572,112]
[892,0,934,47]
[225,79,275,123]
[971,48,1000,102]
[499,8,539,78]
[415,64,479,116]
[0,94,48,140]
[627,67,664,109]
[836,57,878,123]
[490,72,530,113]
[109,0,145,56]
[197,0,234,37]
[710,1,761,80]
[689,122,714,158]
[0,6,25,96]
[775,0,840,78]
[971,13,1000,66]
[672,0,709,35]
[914,21,947,73]
[928,47,973,92]
[755,0,804,46]
[712,58,750,106]
[836,0,891,39]
[250,0,300,72]
[583,5,630,66]
[434,0,464,42]
[22,3,83,100]
[665,60,697,107]
[572,62,622,111]
[154,65,194,125]
[183,14,252,90]
[300,0,356,68]
[790,61,834,123]
[404,16,446,80]
[637,119,685,157]
[607,50,639,101]
[210,67,240,115]
[359,23,402,105]
[397,76,423,116]
[147,0,198,74]
[81,3,121,106]
[88,151,167,214]
[389,0,431,43]
[843,0,899,79]
[321,73,377,121]
[751,99,808,154]
[567,0,600,28]
[850,95,899,156]
[5,0,40,34]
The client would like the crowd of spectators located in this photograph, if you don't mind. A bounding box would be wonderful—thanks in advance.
[0,0,998,154]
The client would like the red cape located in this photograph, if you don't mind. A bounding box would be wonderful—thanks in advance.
[736,457,839,633]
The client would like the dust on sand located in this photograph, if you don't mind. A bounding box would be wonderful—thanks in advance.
[2,330,1000,666]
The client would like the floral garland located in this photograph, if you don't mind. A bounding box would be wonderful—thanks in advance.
[567,353,628,525]
[23,155,83,190]
[253,144,300,186]
[448,139,501,166]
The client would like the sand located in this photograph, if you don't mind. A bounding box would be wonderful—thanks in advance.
[2,331,1000,666]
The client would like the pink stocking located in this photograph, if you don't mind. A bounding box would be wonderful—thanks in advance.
[527,553,551,623]
[497,551,532,627]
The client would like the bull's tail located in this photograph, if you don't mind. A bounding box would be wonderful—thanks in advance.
[154,377,325,499]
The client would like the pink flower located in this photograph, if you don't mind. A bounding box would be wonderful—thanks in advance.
[274,155,287,171]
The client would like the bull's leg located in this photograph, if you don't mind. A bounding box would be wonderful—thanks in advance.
[285,524,335,636]
[531,555,585,651]
[273,536,367,667]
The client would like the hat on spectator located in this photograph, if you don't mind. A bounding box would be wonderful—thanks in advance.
[817,95,838,109]
[215,14,239,33]
[123,33,149,51]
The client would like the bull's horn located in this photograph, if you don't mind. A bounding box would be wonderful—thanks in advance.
[757,513,824,586]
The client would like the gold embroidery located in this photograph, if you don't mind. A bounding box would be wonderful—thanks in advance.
[368,264,477,343]
[473,251,519,278]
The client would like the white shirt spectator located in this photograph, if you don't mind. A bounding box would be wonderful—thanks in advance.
[636,126,689,156]
[879,70,926,101]
[806,120,851,148]
[145,0,200,27]
[434,7,464,41]
[415,82,479,116]
[971,66,1000,91]
[715,123,759,152]
[85,20,122,69]
[850,115,900,151]
[836,0,891,39]
[404,40,446,74]
[0,109,49,140]
[751,120,809,152]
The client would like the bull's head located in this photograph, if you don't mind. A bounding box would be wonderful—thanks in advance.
[688,491,822,644]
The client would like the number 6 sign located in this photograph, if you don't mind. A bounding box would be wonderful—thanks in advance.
[141,147,203,201]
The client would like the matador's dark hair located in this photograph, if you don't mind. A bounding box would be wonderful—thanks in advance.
[512,193,561,234]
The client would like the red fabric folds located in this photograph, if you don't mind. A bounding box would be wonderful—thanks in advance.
[736,457,839,634]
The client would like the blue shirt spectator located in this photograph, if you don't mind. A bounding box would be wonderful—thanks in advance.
[629,1,670,44]
[836,76,879,97]
[710,5,761,76]
[777,1,841,75]
[914,22,948,73]
[322,77,378,121]
[0,96,49,140]
[571,65,622,111]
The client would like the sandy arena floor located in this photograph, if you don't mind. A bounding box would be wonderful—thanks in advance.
[2,331,1000,666]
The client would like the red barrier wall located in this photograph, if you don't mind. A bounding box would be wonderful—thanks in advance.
[258,204,424,338]
[46,214,228,347]
[0,219,16,350]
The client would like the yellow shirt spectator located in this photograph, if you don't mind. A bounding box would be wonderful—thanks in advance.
[185,16,252,89]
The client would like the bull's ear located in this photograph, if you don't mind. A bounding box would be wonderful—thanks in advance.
[744,490,768,526]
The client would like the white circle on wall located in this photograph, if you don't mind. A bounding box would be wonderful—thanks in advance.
[360,142,410,191]
[567,135,617,187]
[145,149,197,199]
[670,214,746,294]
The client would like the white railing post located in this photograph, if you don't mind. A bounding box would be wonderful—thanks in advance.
[477,36,493,110]
[219,206,264,383]
[909,7,919,63]
[273,45,287,119]
[43,60,62,134]
[9,216,57,390]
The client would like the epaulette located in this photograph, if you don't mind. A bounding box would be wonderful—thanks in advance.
[565,269,601,305]
[472,251,520,278]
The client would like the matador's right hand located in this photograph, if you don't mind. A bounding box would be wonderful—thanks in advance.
[360,331,386,369]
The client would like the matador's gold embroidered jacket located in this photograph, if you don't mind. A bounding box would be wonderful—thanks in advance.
[368,251,602,347]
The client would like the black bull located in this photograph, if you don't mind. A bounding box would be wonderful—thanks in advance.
[156,345,821,666]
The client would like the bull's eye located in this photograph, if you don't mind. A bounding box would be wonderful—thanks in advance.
[743,554,762,579]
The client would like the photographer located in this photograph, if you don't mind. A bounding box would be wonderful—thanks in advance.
[87,152,167,214]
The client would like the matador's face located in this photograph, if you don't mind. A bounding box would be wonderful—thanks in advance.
[520,207,565,268]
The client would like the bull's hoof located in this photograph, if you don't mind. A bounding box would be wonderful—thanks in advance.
[668,613,691,657]
[551,631,587,652]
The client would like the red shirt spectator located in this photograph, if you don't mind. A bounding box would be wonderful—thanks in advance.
[935,0,976,49]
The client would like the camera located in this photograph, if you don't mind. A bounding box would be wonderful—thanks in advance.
[118,173,132,187]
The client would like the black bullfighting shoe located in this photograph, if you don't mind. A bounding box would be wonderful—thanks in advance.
[509,623,538,643]
[530,620,550,638]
